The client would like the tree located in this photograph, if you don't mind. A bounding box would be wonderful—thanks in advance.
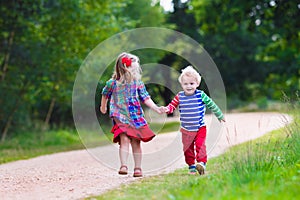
[0,0,45,141]
[0,0,136,140]
[190,0,299,100]
[156,0,202,107]
[251,0,300,99]
[0,0,168,140]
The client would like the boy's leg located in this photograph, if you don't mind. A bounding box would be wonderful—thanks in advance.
[181,130,196,166]
[184,142,195,166]
[195,126,207,175]
[195,126,207,163]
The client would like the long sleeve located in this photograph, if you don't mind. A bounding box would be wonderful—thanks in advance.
[102,79,116,99]
[166,94,180,114]
[201,92,224,120]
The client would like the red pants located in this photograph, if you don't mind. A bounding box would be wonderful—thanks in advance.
[181,126,207,166]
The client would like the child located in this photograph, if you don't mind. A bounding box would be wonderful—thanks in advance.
[100,52,161,177]
[161,66,225,175]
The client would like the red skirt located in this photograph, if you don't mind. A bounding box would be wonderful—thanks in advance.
[111,122,156,144]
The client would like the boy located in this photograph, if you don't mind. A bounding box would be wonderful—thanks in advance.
[161,66,225,175]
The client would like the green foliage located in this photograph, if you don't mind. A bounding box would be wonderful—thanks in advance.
[256,96,268,109]
[125,0,165,27]
[1,0,299,140]
[264,73,300,100]
[0,0,166,139]
[189,0,299,100]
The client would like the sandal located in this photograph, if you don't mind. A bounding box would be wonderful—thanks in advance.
[118,165,128,175]
[133,167,143,177]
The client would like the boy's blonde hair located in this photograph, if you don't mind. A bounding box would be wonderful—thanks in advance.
[178,66,202,85]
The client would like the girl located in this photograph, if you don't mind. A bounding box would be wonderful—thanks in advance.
[100,52,161,177]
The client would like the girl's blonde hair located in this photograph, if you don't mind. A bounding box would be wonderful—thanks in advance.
[112,52,142,83]
[178,66,202,85]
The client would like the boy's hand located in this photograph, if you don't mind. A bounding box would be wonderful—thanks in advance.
[219,118,226,122]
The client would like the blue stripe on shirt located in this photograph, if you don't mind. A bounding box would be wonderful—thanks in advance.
[178,90,206,131]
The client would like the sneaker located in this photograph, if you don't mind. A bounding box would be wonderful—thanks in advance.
[196,162,206,175]
[188,165,197,175]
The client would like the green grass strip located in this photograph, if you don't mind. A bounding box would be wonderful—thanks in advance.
[0,121,179,164]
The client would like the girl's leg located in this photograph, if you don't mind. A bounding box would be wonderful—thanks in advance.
[131,138,142,168]
[131,138,142,177]
[119,133,131,166]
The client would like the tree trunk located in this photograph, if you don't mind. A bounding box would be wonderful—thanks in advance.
[1,97,21,142]
[1,30,15,82]
[43,97,56,130]
[1,83,28,142]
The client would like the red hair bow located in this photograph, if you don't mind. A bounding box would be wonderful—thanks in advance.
[121,57,132,67]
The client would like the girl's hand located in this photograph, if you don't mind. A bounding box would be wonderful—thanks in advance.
[100,105,107,114]
[164,107,169,113]
[100,96,108,114]
[153,106,163,114]
[158,106,165,113]
[160,106,169,113]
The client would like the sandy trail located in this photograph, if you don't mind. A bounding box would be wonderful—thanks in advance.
[0,112,292,200]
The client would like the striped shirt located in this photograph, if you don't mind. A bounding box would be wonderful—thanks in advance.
[102,79,150,128]
[167,90,224,131]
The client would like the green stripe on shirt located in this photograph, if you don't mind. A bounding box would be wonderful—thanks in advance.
[201,92,224,120]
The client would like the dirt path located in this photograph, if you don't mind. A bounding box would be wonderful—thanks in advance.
[0,112,292,200]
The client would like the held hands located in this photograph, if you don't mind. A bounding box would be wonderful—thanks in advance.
[159,106,169,113]
[152,105,163,114]
[152,106,169,114]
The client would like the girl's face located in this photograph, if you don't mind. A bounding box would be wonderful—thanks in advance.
[180,75,199,96]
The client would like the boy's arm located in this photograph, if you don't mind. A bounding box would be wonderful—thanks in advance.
[165,94,179,114]
[201,92,225,121]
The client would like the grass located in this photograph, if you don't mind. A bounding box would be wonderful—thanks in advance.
[0,129,84,163]
[0,121,179,164]
[89,109,300,200]
[150,121,180,133]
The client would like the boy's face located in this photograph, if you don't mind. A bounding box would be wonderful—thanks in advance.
[180,75,199,96]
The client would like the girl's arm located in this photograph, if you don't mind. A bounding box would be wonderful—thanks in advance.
[138,81,162,114]
[144,98,162,114]
[100,96,108,114]
[100,79,115,114]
